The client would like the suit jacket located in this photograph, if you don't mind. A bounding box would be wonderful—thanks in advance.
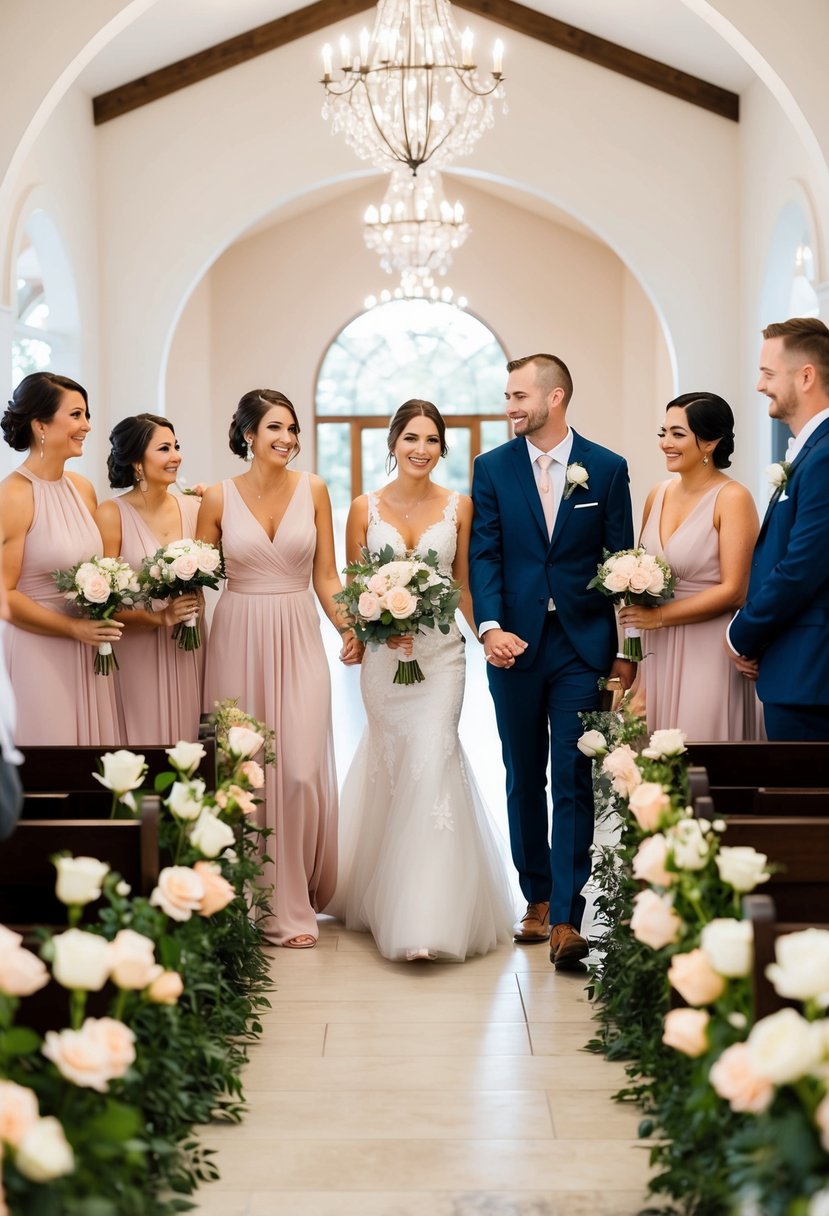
[729,417,829,706]
[469,430,634,671]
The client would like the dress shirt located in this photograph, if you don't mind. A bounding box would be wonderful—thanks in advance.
[786,407,829,463]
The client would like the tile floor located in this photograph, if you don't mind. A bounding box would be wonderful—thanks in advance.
[191,923,656,1216]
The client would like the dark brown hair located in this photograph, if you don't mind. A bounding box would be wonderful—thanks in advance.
[762,317,829,394]
[386,399,448,472]
[2,372,89,451]
[107,413,176,488]
[667,392,735,469]
[228,389,301,460]
[506,353,573,407]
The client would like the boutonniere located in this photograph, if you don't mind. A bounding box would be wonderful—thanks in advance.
[563,462,589,500]
[765,461,791,497]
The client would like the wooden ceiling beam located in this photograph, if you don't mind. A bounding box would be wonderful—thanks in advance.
[92,0,739,126]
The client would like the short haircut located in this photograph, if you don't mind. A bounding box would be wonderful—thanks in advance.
[762,317,829,394]
[506,354,573,406]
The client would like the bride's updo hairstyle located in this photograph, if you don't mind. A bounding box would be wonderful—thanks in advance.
[386,399,448,473]
[667,391,735,469]
[2,372,89,451]
[107,413,176,488]
[228,389,301,461]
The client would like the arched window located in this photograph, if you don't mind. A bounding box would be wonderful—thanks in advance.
[12,237,54,387]
[316,300,509,523]
[10,211,80,392]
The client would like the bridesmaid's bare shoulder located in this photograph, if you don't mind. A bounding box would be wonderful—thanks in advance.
[0,470,34,534]
[714,477,759,525]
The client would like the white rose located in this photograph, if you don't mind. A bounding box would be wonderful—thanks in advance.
[54,856,110,907]
[601,744,643,799]
[367,572,388,596]
[809,1189,829,1216]
[700,918,753,978]
[603,569,631,594]
[566,464,589,486]
[609,553,638,579]
[80,573,111,604]
[190,810,236,859]
[73,562,98,588]
[645,567,665,594]
[149,866,205,922]
[715,846,770,894]
[747,1007,825,1084]
[195,544,221,573]
[225,725,264,759]
[166,780,204,821]
[642,728,687,759]
[632,833,674,887]
[667,817,710,871]
[15,1116,75,1182]
[375,559,416,588]
[357,591,382,621]
[165,740,206,776]
[149,563,162,580]
[109,929,159,990]
[92,750,146,795]
[765,927,829,1002]
[51,929,112,991]
[383,586,418,620]
[765,462,787,488]
[627,567,651,594]
[171,552,199,580]
[576,729,608,758]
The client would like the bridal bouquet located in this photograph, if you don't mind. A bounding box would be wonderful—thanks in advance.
[335,545,461,685]
[138,538,225,651]
[588,547,675,662]
[54,555,140,675]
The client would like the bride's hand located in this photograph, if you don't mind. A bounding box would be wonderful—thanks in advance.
[339,630,364,665]
[386,635,413,656]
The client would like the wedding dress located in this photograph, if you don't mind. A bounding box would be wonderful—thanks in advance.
[331,491,515,961]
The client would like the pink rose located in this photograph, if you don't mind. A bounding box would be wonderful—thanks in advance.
[709,1042,774,1113]
[630,888,682,949]
[42,1018,135,1092]
[603,569,631,594]
[0,1081,39,1148]
[601,744,643,799]
[81,573,110,604]
[357,591,382,621]
[668,949,725,1006]
[193,861,236,916]
[662,1007,709,1057]
[632,833,674,887]
[646,567,665,594]
[0,930,49,997]
[171,553,198,580]
[628,567,651,594]
[147,969,184,1005]
[196,545,221,574]
[628,782,671,832]
[383,587,417,620]
[149,866,205,922]
[227,783,257,815]
[239,760,265,789]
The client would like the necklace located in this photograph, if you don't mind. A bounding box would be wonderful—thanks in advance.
[387,485,431,519]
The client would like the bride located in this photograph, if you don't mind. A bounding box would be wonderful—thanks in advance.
[329,399,515,962]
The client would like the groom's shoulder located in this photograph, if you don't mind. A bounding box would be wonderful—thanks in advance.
[572,431,628,470]
[474,437,523,468]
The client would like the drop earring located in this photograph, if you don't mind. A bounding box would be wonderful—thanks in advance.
[39,432,45,460]
[702,454,709,466]
[245,437,253,462]
[136,466,148,493]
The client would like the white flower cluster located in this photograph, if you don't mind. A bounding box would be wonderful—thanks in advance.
[145,537,221,584]
[356,558,451,624]
[64,556,139,608]
[599,548,668,596]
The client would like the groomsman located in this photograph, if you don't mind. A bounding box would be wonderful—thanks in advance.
[728,317,829,740]
[469,354,635,967]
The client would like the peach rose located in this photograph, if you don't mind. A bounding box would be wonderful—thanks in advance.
[0,933,49,997]
[630,889,682,949]
[603,569,632,594]
[147,969,184,1005]
[149,866,205,922]
[662,1007,710,1057]
[601,744,643,799]
[239,760,265,789]
[357,591,382,621]
[42,1018,135,1092]
[383,586,417,620]
[627,567,651,594]
[193,861,236,916]
[227,783,257,815]
[668,949,725,1006]
[0,1081,39,1148]
[109,929,158,990]
[709,1042,774,1113]
[632,833,674,887]
[628,782,671,832]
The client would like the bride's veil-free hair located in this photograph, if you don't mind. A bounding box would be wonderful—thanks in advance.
[385,399,448,474]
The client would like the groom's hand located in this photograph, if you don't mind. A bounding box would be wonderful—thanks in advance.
[608,658,637,691]
[482,628,527,669]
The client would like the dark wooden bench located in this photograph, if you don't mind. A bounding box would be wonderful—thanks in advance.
[18,739,216,797]
[686,742,829,814]
[0,797,161,927]
[743,893,829,1019]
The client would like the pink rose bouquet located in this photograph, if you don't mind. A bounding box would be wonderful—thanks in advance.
[138,538,225,650]
[588,547,675,661]
[335,544,461,685]
[53,555,140,675]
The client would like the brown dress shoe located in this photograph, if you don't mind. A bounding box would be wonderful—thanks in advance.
[549,922,589,968]
[513,901,550,943]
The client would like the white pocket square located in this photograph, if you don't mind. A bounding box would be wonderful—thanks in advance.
[573,502,599,509]
[779,492,789,502]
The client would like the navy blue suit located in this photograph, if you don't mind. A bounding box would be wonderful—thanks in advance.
[469,431,634,926]
[730,417,829,738]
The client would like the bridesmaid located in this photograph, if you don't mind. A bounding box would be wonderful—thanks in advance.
[619,392,762,740]
[96,414,203,746]
[0,372,122,745]
[198,389,361,947]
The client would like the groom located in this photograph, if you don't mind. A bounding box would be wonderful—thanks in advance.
[728,317,829,739]
[470,353,635,967]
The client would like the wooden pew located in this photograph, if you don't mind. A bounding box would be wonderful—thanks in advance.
[686,742,829,814]
[18,739,217,797]
[0,797,161,927]
[743,893,829,1020]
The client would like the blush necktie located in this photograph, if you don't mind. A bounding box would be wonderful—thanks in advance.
[537,453,554,538]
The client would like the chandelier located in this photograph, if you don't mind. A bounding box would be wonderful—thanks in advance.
[320,0,504,175]
[363,169,469,281]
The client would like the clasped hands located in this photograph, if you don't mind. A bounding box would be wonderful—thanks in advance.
[482,628,527,669]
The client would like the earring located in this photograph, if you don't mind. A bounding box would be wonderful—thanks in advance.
[39,432,45,460]
[245,437,254,461]
[702,454,709,466]
[136,466,148,493]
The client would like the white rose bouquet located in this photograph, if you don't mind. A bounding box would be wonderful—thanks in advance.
[53,556,140,675]
[138,538,225,651]
[588,547,676,661]
[335,544,462,685]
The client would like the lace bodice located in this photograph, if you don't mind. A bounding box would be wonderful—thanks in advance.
[366,491,459,574]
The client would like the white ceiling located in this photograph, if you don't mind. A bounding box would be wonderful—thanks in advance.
[78,0,755,97]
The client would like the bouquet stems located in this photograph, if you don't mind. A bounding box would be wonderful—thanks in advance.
[172,613,201,651]
[393,658,425,685]
[95,641,119,676]
[622,627,643,663]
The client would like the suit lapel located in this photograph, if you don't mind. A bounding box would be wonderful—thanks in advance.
[511,439,550,546]
[758,417,829,538]
[550,430,589,551]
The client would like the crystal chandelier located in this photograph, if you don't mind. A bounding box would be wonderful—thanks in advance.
[320,0,504,175]
[363,169,469,281]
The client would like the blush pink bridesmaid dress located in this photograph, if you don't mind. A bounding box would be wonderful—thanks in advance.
[3,468,121,745]
[113,494,205,746]
[203,474,337,945]
[638,479,763,740]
